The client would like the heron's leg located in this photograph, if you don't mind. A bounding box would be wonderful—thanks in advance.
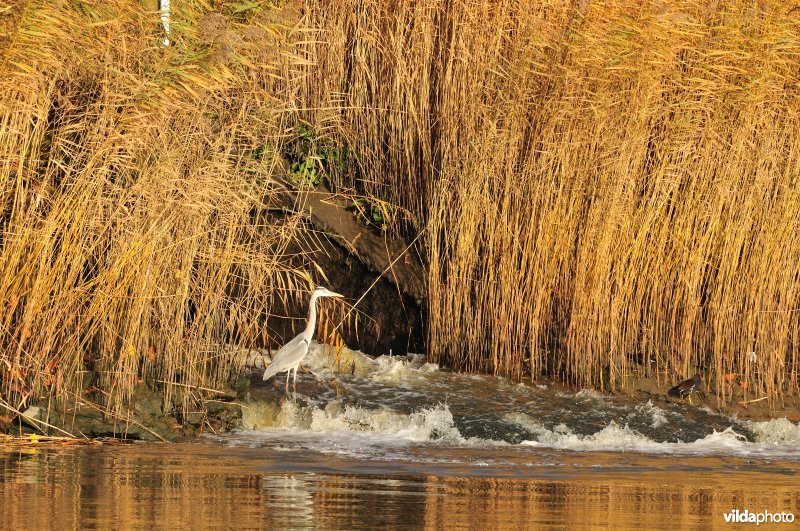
[293,366,298,393]
[285,371,290,394]
[688,395,693,405]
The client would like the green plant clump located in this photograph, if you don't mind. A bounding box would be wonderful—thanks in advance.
[284,126,352,189]
[350,197,393,231]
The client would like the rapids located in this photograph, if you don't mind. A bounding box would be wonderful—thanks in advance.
[233,343,800,461]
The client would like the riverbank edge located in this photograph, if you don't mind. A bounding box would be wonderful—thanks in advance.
[3,362,799,442]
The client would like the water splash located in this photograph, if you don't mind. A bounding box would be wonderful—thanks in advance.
[745,417,800,446]
[519,422,753,455]
[308,402,464,443]
[238,342,800,460]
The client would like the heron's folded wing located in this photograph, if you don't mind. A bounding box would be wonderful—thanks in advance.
[262,336,309,381]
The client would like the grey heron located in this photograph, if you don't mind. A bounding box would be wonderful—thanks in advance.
[262,286,344,393]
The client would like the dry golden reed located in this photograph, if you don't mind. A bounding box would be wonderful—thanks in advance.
[0,1,318,417]
[303,0,800,402]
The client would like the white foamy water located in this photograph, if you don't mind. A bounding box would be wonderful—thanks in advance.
[297,401,464,443]
[508,415,800,458]
[629,400,672,428]
[233,342,800,462]
[572,389,606,401]
[519,422,747,454]
[228,401,502,463]
[745,417,800,445]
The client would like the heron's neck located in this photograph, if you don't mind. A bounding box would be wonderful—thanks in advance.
[302,293,320,341]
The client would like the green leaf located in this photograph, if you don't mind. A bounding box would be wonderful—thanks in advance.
[230,1,262,14]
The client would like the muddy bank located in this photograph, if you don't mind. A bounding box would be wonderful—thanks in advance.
[621,374,800,424]
[3,378,248,442]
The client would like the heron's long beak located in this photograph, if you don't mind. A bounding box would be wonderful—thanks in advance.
[329,291,344,298]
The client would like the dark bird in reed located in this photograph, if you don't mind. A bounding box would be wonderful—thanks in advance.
[668,374,703,404]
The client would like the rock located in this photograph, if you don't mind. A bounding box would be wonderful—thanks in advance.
[9,378,244,441]
[133,384,164,418]
[217,388,239,401]
[205,399,239,415]
[231,374,251,398]
[20,406,41,430]
[185,411,206,426]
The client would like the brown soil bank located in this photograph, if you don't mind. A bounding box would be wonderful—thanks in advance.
[623,374,800,423]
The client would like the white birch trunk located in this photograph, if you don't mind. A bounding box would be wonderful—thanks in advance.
[159,0,170,46]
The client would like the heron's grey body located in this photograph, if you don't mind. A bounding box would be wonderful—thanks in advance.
[262,286,343,393]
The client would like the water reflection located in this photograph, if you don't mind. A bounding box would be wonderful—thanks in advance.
[1,444,798,529]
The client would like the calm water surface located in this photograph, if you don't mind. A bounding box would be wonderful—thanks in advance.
[2,442,799,529]
[3,347,800,529]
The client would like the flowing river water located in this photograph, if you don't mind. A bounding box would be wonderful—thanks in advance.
[3,345,799,529]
